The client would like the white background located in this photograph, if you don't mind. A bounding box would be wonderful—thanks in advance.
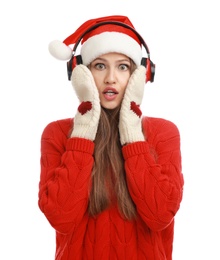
[1,0,219,259]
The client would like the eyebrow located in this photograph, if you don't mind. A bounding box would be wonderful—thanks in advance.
[92,58,130,63]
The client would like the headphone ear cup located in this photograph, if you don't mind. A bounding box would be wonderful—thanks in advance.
[141,57,155,83]
[148,59,155,83]
[67,55,83,80]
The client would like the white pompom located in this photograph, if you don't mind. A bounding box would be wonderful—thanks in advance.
[48,40,72,61]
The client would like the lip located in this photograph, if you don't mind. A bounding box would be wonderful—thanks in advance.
[102,87,119,101]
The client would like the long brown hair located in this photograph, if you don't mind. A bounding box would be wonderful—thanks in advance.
[88,106,136,219]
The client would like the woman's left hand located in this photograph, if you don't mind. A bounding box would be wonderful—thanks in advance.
[119,65,146,145]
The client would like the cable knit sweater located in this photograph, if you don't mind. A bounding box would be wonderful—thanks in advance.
[38,116,184,260]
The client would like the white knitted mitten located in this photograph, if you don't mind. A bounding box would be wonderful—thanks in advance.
[70,64,100,141]
[119,65,146,145]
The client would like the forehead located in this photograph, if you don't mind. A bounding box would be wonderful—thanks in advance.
[93,52,130,62]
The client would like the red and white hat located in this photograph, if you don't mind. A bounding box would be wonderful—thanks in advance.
[49,15,143,66]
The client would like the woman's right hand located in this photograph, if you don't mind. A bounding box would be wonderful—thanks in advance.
[70,65,101,141]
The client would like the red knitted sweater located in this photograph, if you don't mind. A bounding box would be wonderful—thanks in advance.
[38,116,184,260]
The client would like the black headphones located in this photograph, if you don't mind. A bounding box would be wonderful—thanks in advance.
[67,21,155,82]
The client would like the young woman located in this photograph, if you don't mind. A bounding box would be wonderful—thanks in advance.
[38,15,184,260]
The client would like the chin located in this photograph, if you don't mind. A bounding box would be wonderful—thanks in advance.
[101,104,118,110]
[101,101,120,110]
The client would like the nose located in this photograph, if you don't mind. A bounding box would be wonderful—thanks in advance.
[104,68,116,84]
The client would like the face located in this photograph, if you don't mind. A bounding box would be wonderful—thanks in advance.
[89,53,132,109]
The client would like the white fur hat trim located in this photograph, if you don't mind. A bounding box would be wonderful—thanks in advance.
[81,32,142,66]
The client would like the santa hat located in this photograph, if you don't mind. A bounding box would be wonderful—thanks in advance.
[49,15,143,66]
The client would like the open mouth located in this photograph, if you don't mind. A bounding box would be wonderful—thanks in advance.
[103,87,119,101]
[104,90,117,96]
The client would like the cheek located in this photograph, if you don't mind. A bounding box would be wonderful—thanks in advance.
[121,78,130,94]
[91,72,103,90]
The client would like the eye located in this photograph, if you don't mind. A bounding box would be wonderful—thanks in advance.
[119,64,130,71]
[94,63,105,70]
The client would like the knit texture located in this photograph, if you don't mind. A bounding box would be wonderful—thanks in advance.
[38,116,184,260]
[119,65,146,145]
[70,65,100,141]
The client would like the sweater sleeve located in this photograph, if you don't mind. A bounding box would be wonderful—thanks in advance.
[38,120,94,234]
[122,117,184,231]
